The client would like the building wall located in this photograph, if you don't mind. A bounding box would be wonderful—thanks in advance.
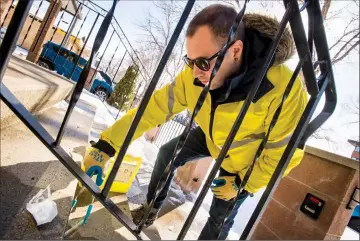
[250,146,359,240]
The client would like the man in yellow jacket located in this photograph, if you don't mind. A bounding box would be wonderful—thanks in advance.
[83,4,308,239]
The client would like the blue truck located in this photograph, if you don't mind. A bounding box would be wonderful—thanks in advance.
[38,41,114,101]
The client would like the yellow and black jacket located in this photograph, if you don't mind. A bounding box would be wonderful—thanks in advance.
[99,14,308,193]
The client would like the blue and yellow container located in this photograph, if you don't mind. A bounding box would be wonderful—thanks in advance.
[81,154,142,193]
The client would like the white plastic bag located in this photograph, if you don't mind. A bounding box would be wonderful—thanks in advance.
[26,185,58,226]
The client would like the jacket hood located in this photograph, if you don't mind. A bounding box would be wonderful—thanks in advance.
[197,13,295,105]
[243,13,295,65]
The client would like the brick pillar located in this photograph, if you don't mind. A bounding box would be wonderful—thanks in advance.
[26,0,62,63]
[0,0,12,26]
[250,146,359,240]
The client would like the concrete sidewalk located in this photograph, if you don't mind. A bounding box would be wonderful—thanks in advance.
[0,94,96,239]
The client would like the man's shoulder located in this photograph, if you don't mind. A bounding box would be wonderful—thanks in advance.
[266,64,294,87]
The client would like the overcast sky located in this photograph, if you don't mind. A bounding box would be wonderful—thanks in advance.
[28,0,359,157]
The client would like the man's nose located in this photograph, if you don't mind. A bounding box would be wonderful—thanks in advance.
[193,65,204,78]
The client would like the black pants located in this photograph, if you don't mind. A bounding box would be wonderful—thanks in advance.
[146,127,249,239]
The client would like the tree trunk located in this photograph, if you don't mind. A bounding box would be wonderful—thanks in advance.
[321,0,332,20]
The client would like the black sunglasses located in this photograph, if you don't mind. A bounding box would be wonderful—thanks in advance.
[183,51,220,71]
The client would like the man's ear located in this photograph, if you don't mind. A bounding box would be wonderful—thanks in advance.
[231,40,243,61]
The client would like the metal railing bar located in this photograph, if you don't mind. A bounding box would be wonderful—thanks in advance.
[0,82,142,239]
[102,0,196,197]
[299,0,337,146]
[29,0,58,54]
[69,12,100,77]
[89,30,115,83]
[105,40,121,74]
[306,0,314,60]
[111,50,127,83]
[67,7,91,55]
[86,1,107,17]
[113,17,152,80]
[177,3,292,239]
[20,0,44,46]
[239,73,330,240]
[114,33,149,82]
[53,2,83,63]
[285,0,319,96]
[140,0,250,232]
[217,58,304,240]
[40,0,72,59]
[0,83,99,193]
[76,0,151,82]
[55,0,116,146]
[84,0,108,15]
[155,124,166,147]
[159,124,170,147]
[165,120,177,144]
[0,0,33,82]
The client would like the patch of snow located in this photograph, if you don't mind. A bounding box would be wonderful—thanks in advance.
[341,227,359,240]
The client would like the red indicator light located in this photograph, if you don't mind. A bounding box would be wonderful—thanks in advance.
[310,196,319,204]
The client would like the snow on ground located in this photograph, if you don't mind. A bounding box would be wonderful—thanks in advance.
[341,227,360,240]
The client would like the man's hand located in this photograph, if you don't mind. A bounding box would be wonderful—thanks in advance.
[211,176,239,201]
[82,147,111,186]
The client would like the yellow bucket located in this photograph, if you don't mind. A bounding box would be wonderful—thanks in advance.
[81,154,143,193]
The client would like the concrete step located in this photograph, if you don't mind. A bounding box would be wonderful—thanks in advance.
[1,55,74,129]
[0,97,96,239]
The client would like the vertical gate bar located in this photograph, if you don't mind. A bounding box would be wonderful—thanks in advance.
[164,120,175,144]
[177,4,292,239]
[0,0,15,29]
[89,30,115,85]
[56,0,118,146]
[155,123,165,147]
[110,27,149,82]
[168,120,179,142]
[109,19,151,83]
[215,59,304,239]
[284,0,319,96]
[299,0,337,145]
[111,50,127,83]
[160,123,170,147]
[113,17,151,80]
[105,41,121,74]
[0,0,34,82]
[20,0,44,46]
[240,0,337,238]
[40,0,71,58]
[53,2,82,63]
[239,79,329,240]
[68,13,100,80]
[102,0,195,197]
[67,8,91,55]
[153,125,162,147]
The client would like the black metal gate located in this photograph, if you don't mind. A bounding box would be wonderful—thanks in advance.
[0,0,336,240]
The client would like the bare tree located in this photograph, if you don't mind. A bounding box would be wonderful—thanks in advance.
[135,1,189,89]
[342,96,359,126]
[325,0,359,65]
[134,0,239,96]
